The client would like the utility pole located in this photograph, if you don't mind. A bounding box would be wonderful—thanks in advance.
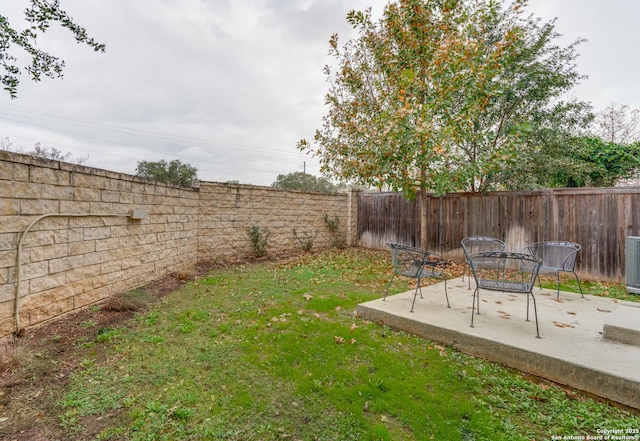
[300,161,306,174]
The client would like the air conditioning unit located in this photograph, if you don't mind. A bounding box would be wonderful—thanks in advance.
[626,236,640,294]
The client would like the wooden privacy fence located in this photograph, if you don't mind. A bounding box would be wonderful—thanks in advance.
[357,187,640,282]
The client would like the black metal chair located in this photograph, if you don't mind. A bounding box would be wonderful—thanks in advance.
[383,243,450,312]
[522,241,583,299]
[461,236,506,288]
[468,251,543,338]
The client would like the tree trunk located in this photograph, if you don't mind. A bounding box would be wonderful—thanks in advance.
[419,186,428,249]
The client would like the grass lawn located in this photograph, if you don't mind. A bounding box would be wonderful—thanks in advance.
[55,248,639,440]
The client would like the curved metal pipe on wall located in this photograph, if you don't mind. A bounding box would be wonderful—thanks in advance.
[14,211,145,336]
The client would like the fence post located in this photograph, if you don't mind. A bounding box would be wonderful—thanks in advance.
[347,188,360,247]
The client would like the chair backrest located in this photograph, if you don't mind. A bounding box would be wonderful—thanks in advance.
[523,241,581,271]
[386,242,445,276]
[468,251,542,292]
[387,243,426,272]
[461,236,506,260]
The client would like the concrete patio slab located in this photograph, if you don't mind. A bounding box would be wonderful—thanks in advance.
[357,276,640,410]
[604,305,640,347]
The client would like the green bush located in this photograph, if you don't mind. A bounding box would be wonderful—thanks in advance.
[247,225,270,257]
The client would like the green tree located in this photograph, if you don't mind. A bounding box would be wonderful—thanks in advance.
[135,159,198,187]
[570,138,640,187]
[456,7,592,192]
[299,0,590,245]
[1,0,105,98]
[271,172,336,193]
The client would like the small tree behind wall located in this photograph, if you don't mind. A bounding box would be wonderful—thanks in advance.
[136,159,198,187]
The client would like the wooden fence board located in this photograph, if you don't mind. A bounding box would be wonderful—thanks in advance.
[358,187,640,282]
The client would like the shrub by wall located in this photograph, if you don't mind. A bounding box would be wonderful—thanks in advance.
[197,182,353,262]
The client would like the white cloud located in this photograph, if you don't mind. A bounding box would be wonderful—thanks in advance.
[1,0,638,185]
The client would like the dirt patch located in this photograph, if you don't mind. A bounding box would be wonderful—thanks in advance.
[0,268,206,441]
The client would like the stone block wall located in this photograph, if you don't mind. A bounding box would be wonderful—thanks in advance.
[0,151,200,358]
[197,183,351,263]
[0,151,355,360]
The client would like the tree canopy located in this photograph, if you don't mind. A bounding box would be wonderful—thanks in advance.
[592,103,640,145]
[135,159,198,187]
[299,0,591,196]
[298,0,593,246]
[1,0,105,98]
[1,137,88,164]
[271,172,336,193]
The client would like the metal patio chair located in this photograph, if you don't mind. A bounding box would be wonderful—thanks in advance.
[383,243,450,313]
[461,236,506,288]
[468,251,543,338]
[522,241,583,299]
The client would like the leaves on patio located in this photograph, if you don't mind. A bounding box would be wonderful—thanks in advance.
[552,321,575,328]
[596,307,612,313]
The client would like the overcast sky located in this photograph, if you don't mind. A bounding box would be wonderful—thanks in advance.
[1,0,639,186]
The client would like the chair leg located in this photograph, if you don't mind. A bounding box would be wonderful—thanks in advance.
[410,280,421,313]
[556,273,561,300]
[383,274,396,301]
[573,272,584,298]
[530,292,541,338]
[443,277,450,308]
[465,262,472,289]
[470,287,479,328]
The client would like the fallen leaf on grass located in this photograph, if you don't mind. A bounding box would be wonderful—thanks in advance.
[303,294,313,301]
[334,336,346,344]
[350,323,358,333]
[429,344,447,357]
